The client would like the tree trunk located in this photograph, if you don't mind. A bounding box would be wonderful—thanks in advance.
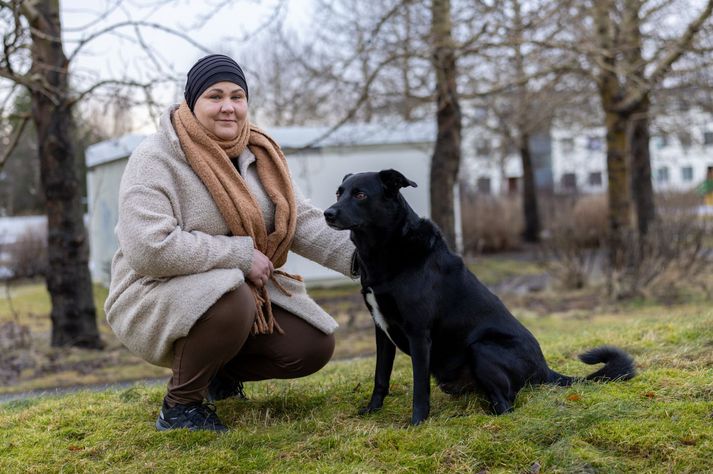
[604,108,633,269]
[429,0,462,250]
[519,134,540,242]
[511,0,540,243]
[27,0,103,349]
[629,95,656,235]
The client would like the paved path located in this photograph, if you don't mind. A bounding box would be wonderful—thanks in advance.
[0,377,167,405]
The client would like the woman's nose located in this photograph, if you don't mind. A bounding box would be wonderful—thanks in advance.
[220,101,233,113]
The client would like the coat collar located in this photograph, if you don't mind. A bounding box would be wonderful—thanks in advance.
[159,104,185,161]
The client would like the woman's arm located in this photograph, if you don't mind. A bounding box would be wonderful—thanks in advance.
[117,184,254,278]
[290,183,358,277]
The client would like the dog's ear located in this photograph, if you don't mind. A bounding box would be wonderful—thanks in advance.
[342,173,353,183]
[378,169,417,194]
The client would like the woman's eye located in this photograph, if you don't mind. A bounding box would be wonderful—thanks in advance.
[354,192,366,200]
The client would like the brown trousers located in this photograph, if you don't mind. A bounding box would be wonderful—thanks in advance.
[165,283,335,406]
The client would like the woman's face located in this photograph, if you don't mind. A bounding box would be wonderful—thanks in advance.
[193,81,248,140]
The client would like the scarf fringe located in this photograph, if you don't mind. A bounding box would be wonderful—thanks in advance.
[249,271,303,335]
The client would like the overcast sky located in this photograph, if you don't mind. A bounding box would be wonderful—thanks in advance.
[60,0,311,131]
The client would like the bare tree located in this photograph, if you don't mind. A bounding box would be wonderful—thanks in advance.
[578,0,713,266]
[6,0,103,348]
[0,0,269,348]
[274,0,469,248]
[464,0,581,243]
[429,0,462,249]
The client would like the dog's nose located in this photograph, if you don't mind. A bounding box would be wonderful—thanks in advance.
[324,208,337,223]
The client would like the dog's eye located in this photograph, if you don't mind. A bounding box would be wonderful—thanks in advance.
[354,192,367,200]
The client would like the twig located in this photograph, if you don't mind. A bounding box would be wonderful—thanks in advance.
[0,113,30,172]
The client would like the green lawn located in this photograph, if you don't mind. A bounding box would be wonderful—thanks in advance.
[1,301,711,473]
[0,255,547,396]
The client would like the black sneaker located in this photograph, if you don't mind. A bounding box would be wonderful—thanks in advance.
[155,401,228,432]
[207,373,247,402]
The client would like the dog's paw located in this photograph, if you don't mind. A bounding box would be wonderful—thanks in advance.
[410,413,428,425]
[358,403,382,415]
[410,406,430,425]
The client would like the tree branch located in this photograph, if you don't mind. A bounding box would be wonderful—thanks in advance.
[67,20,213,62]
[0,113,30,172]
[618,0,713,113]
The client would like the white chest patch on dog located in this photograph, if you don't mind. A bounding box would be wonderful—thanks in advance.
[365,288,395,345]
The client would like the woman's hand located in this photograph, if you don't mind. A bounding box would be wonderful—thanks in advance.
[247,249,274,288]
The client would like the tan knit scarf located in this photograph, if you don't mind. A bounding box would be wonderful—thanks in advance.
[172,101,298,335]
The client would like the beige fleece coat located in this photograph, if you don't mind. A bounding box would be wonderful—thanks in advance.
[104,105,356,367]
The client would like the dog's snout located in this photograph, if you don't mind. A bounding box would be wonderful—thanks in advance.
[324,208,338,222]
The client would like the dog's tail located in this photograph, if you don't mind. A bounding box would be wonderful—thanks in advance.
[547,345,636,387]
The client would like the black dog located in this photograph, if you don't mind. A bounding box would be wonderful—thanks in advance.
[324,169,636,425]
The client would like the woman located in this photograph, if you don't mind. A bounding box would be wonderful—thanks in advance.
[105,54,357,432]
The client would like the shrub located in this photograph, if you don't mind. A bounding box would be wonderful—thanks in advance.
[608,196,712,301]
[7,225,47,279]
[460,193,523,254]
[537,194,608,289]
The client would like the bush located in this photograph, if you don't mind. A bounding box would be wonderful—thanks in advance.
[537,194,608,289]
[460,193,523,254]
[7,225,47,279]
[609,197,712,301]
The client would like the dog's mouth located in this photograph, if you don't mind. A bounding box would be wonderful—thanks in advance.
[326,221,357,231]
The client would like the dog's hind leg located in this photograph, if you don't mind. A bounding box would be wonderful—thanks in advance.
[469,344,515,415]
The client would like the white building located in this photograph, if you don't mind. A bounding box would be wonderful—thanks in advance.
[465,118,713,196]
[85,121,447,287]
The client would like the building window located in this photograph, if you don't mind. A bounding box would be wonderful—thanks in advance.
[678,131,692,148]
[588,171,602,187]
[586,136,603,151]
[704,131,713,146]
[476,177,491,194]
[560,138,574,154]
[681,166,694,182]
[475,139,491,156]
[653,135,669,149]
[657,167,669,184]
[561,173,577,191]
[507,177,520,194]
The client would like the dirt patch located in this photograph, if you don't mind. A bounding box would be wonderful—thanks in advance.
[503,291,606,317]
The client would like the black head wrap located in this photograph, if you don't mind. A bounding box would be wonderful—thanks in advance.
[184,54,248,110]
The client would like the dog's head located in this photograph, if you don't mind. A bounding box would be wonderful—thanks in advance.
[323,169,417,231]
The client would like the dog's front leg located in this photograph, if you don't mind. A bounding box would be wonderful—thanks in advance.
[408,332,431,425]
[360,326,396,415]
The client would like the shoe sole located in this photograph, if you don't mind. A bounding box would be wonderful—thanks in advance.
[155,416,228,433]
[155,417,172,431]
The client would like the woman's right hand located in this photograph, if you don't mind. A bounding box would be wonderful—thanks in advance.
[247,249,274,288]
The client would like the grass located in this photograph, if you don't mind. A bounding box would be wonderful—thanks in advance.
[0,254,711,472]
[0,255,546,395]
[0,281,171,394]
[1,298,712,472]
